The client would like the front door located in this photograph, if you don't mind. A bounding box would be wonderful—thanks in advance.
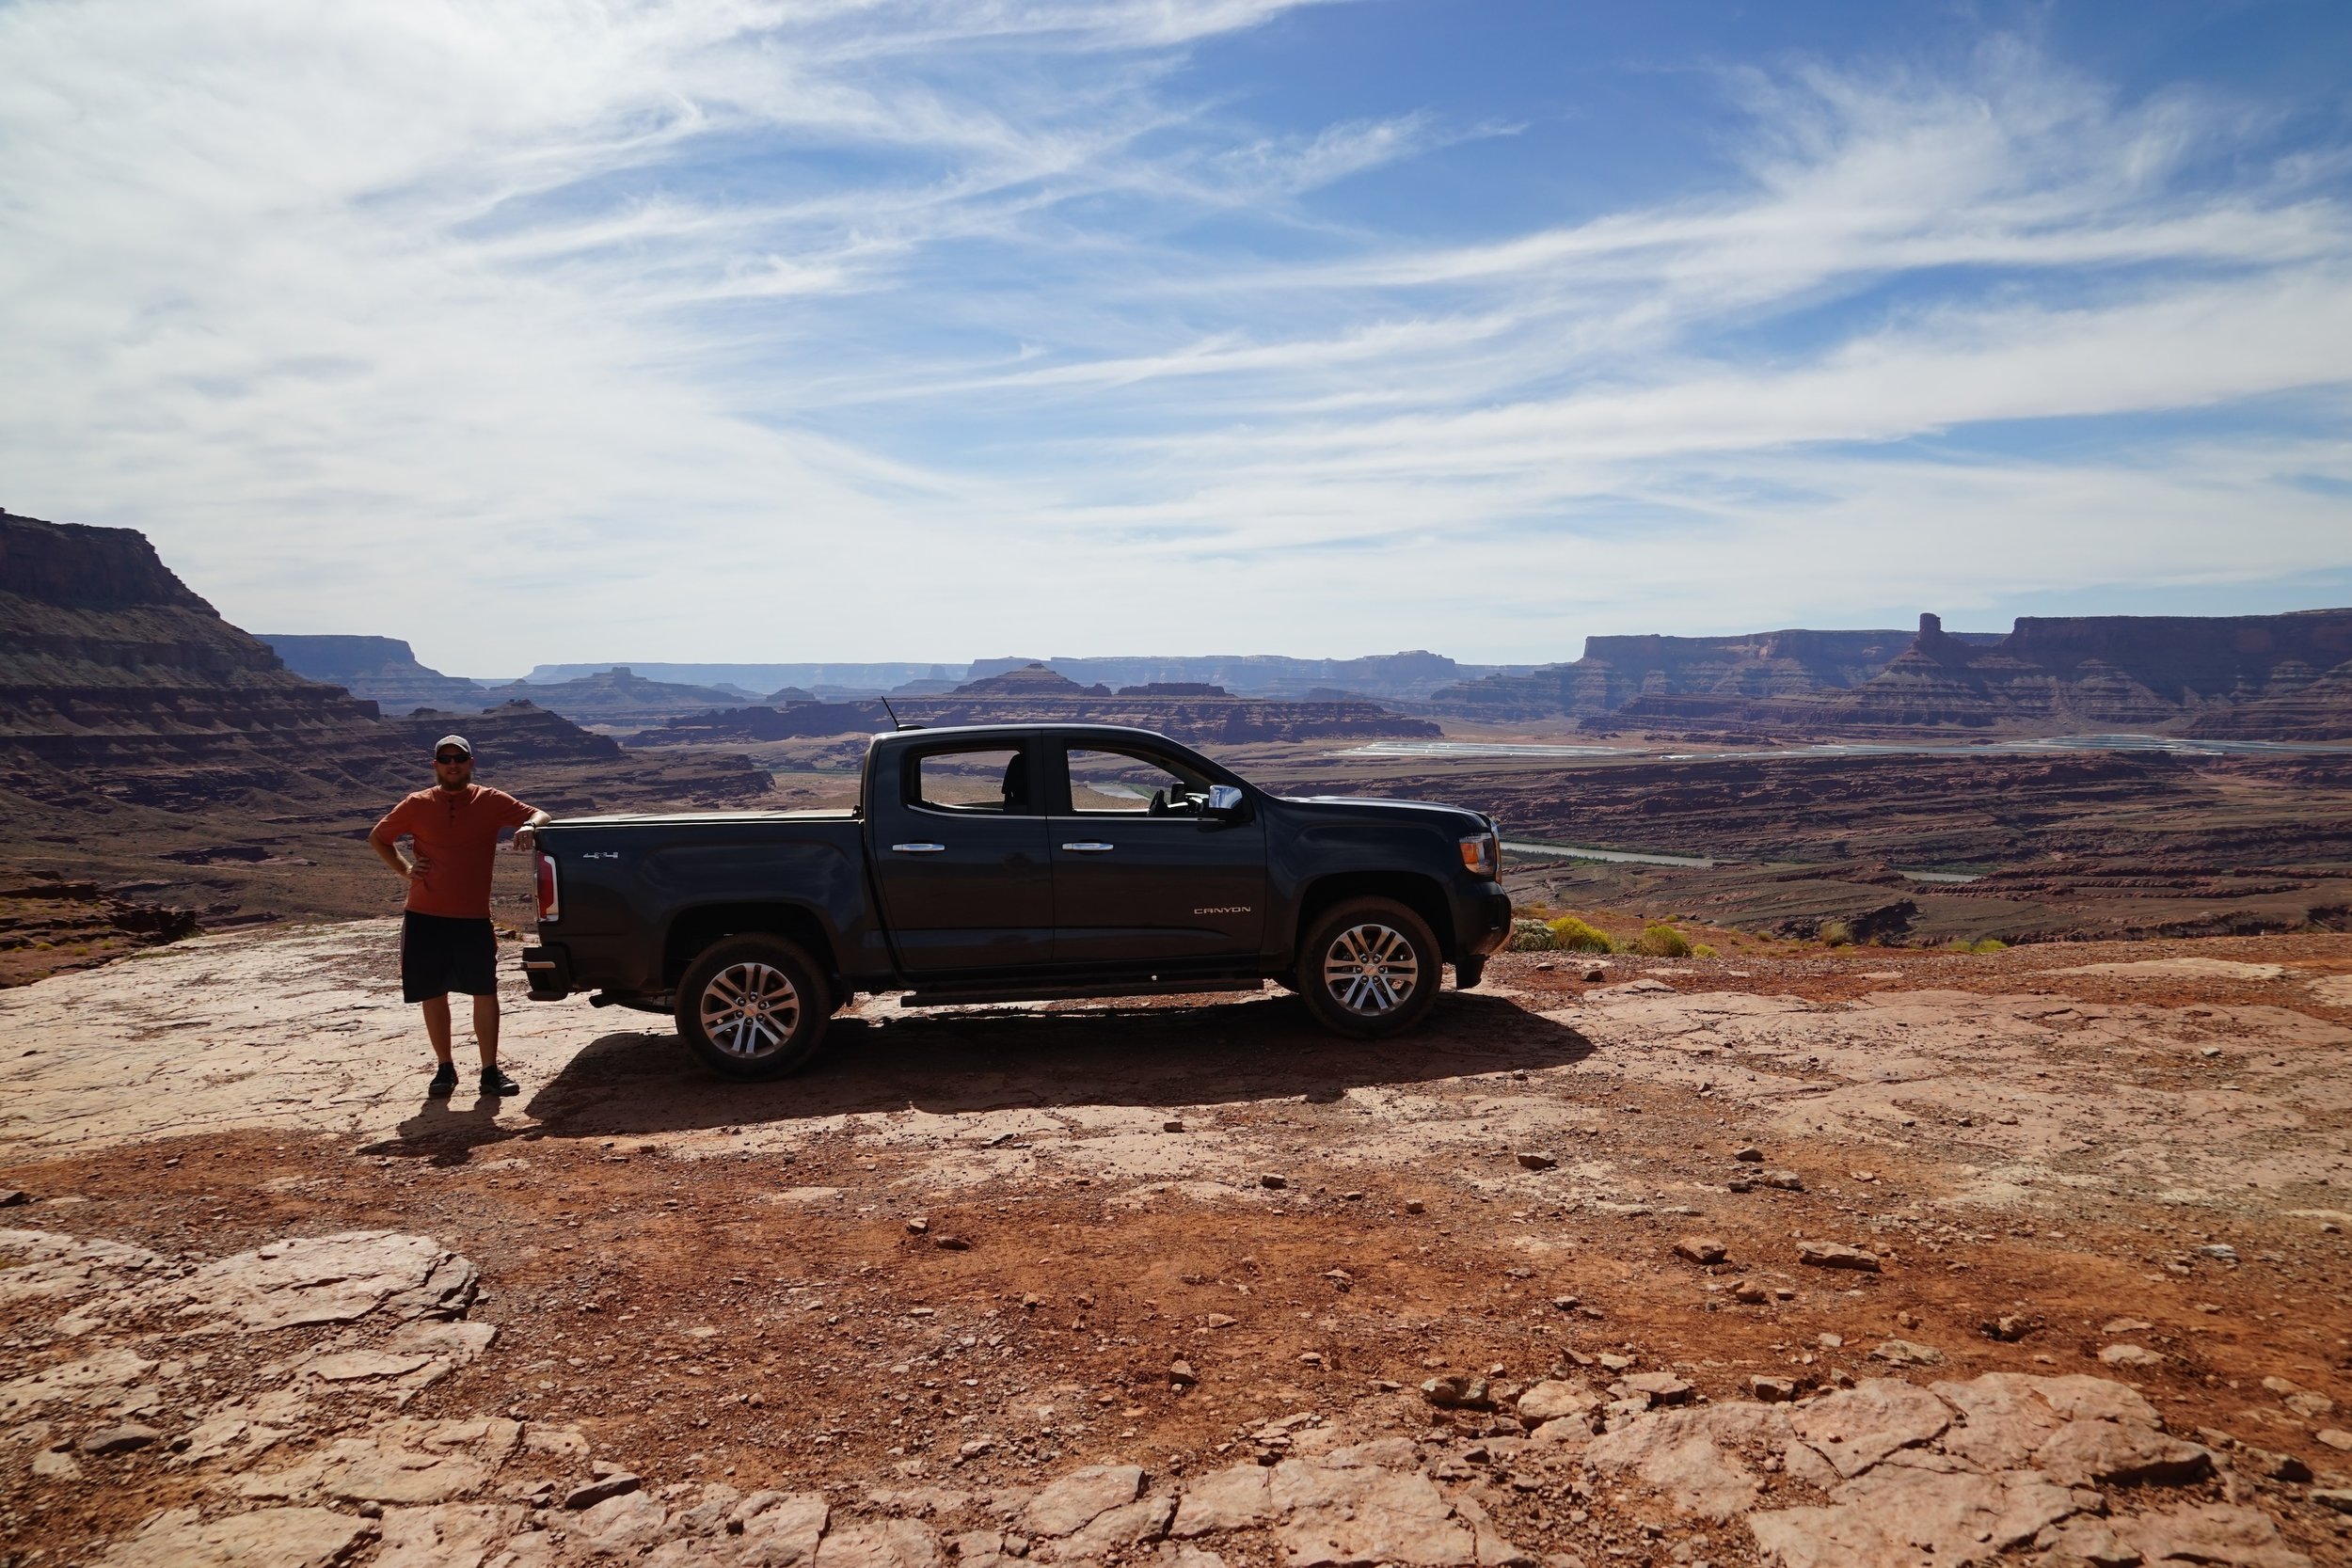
[871,738,1053,974]
[1050,742,1266,968]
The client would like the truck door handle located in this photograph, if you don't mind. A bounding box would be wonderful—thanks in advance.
[890,843,946,854]
[1060,842,1115,853]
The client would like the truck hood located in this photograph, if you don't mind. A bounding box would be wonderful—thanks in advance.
[1279,795,1493,834]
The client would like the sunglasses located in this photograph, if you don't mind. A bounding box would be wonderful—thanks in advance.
[434,752,470,764]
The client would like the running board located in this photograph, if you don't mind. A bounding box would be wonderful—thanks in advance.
[900,978,1266,1008]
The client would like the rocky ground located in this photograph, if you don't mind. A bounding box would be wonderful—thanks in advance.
[4,926,2352,1567]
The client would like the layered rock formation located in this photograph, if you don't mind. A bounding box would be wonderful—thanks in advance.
[1431,627,2004,722]
[970,649,1510,702]
[0,514,769,949]
[948,662,1113,698]
[475,667,755,726]
[1744,611,2352,739]
[644,662,1442,747]
[255,634,487,713]
[1437,610,2352,740]
[0,513,385,769]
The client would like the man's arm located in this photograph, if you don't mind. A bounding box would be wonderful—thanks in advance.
[369,803,426,887]
[512,806,551,855]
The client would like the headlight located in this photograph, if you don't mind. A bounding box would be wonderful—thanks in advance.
[1459,832,1497,879]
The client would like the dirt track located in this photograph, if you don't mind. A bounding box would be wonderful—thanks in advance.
[4,925,2351,1566]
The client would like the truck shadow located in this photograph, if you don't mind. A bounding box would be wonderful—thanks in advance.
[505,990,1595,1144]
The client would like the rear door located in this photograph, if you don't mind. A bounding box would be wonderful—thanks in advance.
[1049,740,1266,967]
[870,737,1053,974]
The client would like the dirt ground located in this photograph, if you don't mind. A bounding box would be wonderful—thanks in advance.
[4,926,2351,1567]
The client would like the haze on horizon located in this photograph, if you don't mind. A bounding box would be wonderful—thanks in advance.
[4,0,2349,674]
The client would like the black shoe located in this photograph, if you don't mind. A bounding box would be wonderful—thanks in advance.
[480,1065,520,1098]
[427,1062,458,1100]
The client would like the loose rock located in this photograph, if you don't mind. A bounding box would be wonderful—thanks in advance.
[1673,1236,1727,1265]
[565,1471,644,1510]
[1796,1242,1880,1272]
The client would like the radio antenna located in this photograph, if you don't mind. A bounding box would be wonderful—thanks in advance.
[880,694,903,731]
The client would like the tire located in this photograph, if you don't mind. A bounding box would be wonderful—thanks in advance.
[1295,896,1443,1038]
[674,934,831,1080]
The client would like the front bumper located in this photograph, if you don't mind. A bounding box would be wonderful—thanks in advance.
[1458,886,1513,957]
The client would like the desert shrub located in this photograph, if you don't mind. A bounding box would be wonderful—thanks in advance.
[1546,915,1618,954]
[1691,942,1719,958]
[1509,919,1558,952]
[1633,924,1692,958]
[1818,920,1854,948]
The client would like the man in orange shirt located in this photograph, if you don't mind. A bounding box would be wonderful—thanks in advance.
[369,735,551,1100]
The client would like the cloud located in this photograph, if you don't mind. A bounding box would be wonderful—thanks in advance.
[0,7,2345,667]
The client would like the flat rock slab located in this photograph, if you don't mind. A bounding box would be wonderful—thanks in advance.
[1789,1379,1951,1479]
[1023,1463,1146,1536]
[0,1345,158,1418]
[160,1231,479,1330]
[96,1506,371,1568]
[374,1502,524,1568]
[1271,1461,1475,1568]
[2116,1502,2312,1568]
[2051,958,2286,981]
[813,1519,944,1568]
[1171,1465,1273,1537]
[237,1416,520,1505]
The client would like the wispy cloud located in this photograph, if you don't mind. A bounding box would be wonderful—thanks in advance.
[0,6,2344,667]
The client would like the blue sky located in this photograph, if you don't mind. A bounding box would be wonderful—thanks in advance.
[3,0,2348,672]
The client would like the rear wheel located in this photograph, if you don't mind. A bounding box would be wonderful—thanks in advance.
[1295,897,1442,1038]
[674,934,830,1079]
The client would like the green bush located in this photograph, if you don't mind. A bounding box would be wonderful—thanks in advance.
[1546,915,1618,954]
[1691,942,1719,959]
[1633,924,1692,958]
[1818,920,1854,948]
[1508,919,1558,952]
[1945,937,2008,955]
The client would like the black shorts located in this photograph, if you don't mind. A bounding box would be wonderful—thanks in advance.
[402,912,498,1003]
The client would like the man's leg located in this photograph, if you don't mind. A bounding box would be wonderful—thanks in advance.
[421,995,455,1063]
[471,992,501,1067]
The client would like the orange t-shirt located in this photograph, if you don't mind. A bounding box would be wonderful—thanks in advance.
[373,785,536,919]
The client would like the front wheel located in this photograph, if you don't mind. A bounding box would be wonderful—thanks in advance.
[1295,897,1442,1038]
[674,935,830,1079]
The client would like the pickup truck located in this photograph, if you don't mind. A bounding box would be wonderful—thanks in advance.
[521,723,1510,1077]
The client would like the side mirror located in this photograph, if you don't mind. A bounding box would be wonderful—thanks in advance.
[1204,784,1246,819]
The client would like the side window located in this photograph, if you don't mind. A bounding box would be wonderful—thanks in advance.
[909,746,1030,815]
[1066,747,1210,816]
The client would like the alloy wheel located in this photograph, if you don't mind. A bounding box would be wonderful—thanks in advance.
[698,961,802,1059]
[1321,923,1421,1016]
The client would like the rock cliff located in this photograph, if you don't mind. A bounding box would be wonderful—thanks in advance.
[1788,610,2352,738]
[0,514,769,956]
[1434,610,2352,740]
[255,634,487,713]
[0,514,388,769]
[1430,627,2003,721]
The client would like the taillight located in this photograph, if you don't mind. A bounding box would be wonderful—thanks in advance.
[534,851,560,922]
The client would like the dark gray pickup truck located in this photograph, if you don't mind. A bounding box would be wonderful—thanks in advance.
[521,723,1510,1077]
